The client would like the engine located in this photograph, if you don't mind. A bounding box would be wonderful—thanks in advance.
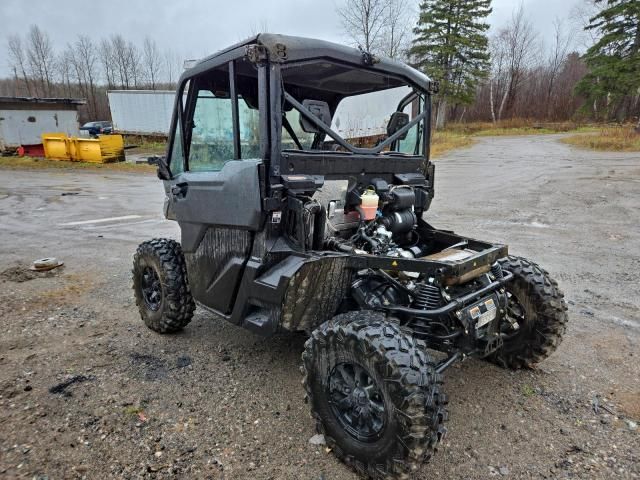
[321,179,509,356]
[326,182,425,260]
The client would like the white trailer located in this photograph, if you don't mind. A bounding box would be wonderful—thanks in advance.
[106,86,414,140]
[107,90,177,136]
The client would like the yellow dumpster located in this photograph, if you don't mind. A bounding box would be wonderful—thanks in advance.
[42,133,125,163]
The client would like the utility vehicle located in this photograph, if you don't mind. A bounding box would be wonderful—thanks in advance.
[133,34,568,479]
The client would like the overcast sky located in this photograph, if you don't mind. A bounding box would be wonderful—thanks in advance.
[0,0,586,78]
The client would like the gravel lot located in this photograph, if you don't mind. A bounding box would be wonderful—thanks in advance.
[0,134,638,479]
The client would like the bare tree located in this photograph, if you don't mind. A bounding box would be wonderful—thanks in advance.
[337,0,388,53]
[126,41,142,88]
[380,0,412,59]
[65,44,87,103]
[26,25,55,96]
[493,5,538,121]
[569,0,601,50]
[142,37,162,89]
[488,35,507,123]
[164,49,182,87]
[99,38,116,89]
[56,49,74,97]
[7,35,32,96]
[111,35,130,88]
[74,35,99,117]
[544,19,572,118]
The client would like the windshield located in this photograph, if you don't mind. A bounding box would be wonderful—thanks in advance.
[280,61,427,156]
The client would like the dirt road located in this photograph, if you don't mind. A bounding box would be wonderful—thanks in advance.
[0,134,638,479]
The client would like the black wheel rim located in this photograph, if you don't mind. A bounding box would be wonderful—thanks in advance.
[328,362,386,442]
[141,266,162,311]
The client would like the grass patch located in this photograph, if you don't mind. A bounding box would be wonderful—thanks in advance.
[0,155,156,173]
[431,131,475,158]
[521,384,536,397]
[130,141,166,154]
[561,125,640,152]
[446,119,597,137]
[122,134,167,154]
[123,405,144,416]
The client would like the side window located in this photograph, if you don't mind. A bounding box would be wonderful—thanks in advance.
[168,81,189,175]
[238,99,260,158]
[397,99,424,156]
[169,115,185,175]
[282,109,315,150]
[189,91,233,172]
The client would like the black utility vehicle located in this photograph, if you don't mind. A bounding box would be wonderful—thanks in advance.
[133,34,567,479]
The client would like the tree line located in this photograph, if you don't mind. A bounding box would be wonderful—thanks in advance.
[3,1,638,127]
[339,0,640,127]
[2,26,183,121]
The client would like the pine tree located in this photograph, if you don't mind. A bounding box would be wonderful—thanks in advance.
[576,0,640,121]
[410,0,492,128]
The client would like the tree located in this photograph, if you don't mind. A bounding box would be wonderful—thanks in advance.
[142,37,162,90]
[410,0,492,127]
[99,38,116,89]
[56,49,74,97]
[337,0,388,53]
[7,35,32,96]
[110,35,131,89]
[544,19,572,118]
[164,49,183,87]
[488,5,537,122]
[576,0,640,121]
[75,35,99,117]
[126,41,142,88]
[381,0,413,59]
[337,0,413,59]
[26,25,55,97]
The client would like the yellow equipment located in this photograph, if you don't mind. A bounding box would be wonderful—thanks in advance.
[42,133,125,163]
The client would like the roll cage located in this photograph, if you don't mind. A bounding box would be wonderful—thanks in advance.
[163,34,439,205]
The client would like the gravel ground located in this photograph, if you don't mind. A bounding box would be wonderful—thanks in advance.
[0,134,638,479]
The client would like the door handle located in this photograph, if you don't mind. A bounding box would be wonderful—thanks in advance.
[171,183,188,199]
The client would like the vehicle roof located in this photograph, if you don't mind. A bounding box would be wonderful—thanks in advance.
[182,33,432,91]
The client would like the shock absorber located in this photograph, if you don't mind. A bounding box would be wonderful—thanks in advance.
[491,262,504,279]
[412,282,442,310]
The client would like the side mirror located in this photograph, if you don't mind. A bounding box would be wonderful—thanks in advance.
[299,99,332,133]
[387,112,410,140]
[148,156,172,180]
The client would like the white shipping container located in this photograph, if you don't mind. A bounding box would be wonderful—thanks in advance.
[0,105,80,148]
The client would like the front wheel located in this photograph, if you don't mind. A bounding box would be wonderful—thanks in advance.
[302,311,447,479]
[132,238,195,333]
[489,255,568,369]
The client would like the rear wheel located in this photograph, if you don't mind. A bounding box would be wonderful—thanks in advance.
[132,238,195,333]
[489,256,568,369]
[302,311,447,479]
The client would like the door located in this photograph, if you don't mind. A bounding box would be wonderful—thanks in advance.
[164,63,263,314]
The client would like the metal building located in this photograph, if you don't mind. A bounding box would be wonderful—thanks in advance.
[0,97,84,151]
[107,90,177,136]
